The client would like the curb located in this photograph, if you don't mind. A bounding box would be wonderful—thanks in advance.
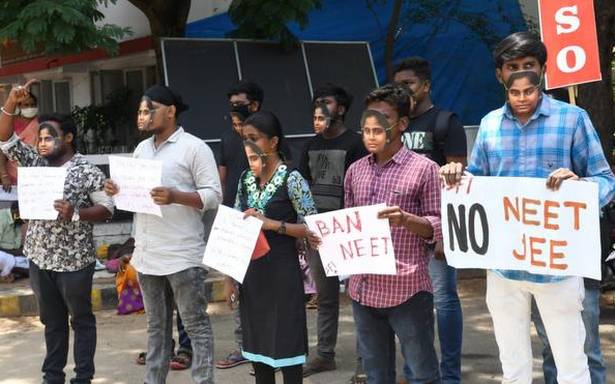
[0,276,226,318]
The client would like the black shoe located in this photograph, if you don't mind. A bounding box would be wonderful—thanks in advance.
[303,356,336,377]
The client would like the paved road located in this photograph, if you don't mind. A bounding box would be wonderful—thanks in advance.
[1,279,615,384]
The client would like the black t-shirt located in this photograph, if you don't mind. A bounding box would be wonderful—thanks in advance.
[402,106,467,166]
[298,129,367,212]
[219,129,249,207]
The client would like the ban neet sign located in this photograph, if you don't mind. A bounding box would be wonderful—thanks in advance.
[305,204,396,277]
[442,177,600,279]
[539,0,602,89]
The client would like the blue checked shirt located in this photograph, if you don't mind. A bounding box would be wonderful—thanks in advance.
[467,95,615,283]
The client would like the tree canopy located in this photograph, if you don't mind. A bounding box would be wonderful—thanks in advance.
[0,0,131,55]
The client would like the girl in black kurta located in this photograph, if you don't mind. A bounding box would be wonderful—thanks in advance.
[227,111,318,384]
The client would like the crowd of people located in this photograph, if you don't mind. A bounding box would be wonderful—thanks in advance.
[1,30,614,384]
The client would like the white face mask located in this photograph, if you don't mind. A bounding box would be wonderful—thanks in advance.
[20,107,38,119]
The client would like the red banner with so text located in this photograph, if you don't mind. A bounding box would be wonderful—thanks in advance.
[538,0,602,89]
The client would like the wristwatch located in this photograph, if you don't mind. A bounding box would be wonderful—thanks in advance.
[277,221,287,235]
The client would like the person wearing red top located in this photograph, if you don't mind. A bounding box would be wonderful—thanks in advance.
[0,90,38,190]
[344,83,442,383]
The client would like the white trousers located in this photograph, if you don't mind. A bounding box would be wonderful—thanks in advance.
[485,270,590,384]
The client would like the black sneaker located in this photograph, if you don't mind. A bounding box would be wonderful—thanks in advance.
[303,356,336,377]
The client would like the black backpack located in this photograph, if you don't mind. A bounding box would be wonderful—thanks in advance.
[433,110,455,153]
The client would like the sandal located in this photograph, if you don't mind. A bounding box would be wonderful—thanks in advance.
[170,351,193,370]
[215,350,249,369]
[305,294,318,310]
[135,352,146,365]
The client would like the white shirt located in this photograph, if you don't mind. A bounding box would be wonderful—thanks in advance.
[130,127,222,275]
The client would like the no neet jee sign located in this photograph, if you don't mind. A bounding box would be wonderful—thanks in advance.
[539,0,602,89]
[441,177,601,280]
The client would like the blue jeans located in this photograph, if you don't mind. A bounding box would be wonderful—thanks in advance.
[404,258,463,383]
[353,292,441,384]
[139,267,214,384]
[532,284,606,384]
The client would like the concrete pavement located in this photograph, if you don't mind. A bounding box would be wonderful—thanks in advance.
[1,279,615,383]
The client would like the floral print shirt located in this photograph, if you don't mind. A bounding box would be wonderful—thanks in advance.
[0,134,112,272]
[235,164,317,218]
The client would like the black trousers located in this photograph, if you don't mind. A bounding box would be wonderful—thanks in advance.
[253,362,302,384]
[30,262,96,384]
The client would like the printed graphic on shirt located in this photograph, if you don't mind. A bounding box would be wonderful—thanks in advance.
[308,149,346,212]
[402,131,434,153]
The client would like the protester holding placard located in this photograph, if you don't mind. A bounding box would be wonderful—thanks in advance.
[343,83,442,383]
[105,85,222,384]
[441,32,615,384]
[216,80,262,371]
[0,81,114,384]
[228,111,318,383]
[297,84,367,378]
[393,57,466,384]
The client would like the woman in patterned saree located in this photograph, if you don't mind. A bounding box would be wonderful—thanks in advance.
[225,111,318,384]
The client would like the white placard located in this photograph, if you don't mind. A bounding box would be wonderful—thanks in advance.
[442,176,601,279]
[17,167,66,220]
[202,205,263,283]
[109,156,162,217]
[305,204,396,277]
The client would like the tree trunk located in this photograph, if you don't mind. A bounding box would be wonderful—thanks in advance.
[128,0,192,81]
[576,0,615,165]
[384,0,403,82]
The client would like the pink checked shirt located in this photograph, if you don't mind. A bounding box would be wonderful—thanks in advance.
[344,146,442,308]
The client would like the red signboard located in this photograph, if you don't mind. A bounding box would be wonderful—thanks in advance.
[538,0,602,89]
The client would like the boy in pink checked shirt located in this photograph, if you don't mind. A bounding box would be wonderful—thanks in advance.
[343,83,442,384]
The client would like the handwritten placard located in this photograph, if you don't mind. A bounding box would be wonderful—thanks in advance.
[442,176,600,279]
[109,156,162,217]
[305,204,396,277]
[18,167,66,220]
[202,206,264,283]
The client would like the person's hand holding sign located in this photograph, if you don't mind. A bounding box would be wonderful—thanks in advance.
[150,187,176,205]
[103,179,119,196]
[378,206,434,240]
[439,161,465,187]
[306,231,321,249]
[378,206,408,227]
[546,168,579,190]
[54,200,75,221]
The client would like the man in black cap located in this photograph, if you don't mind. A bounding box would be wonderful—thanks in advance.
[105,85,222,384]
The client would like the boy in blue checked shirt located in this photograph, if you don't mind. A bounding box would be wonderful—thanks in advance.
[441,32,615,383]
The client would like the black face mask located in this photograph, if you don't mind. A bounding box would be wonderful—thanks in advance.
[231,104,251,120]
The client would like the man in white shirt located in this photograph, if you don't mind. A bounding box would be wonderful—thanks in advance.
[106,85,222,384]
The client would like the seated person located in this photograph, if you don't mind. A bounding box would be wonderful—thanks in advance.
[0,251,28,282]
[0,202,27,282]
[0,202,24,255]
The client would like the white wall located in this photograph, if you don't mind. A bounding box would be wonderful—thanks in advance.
[99,0,232,40]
